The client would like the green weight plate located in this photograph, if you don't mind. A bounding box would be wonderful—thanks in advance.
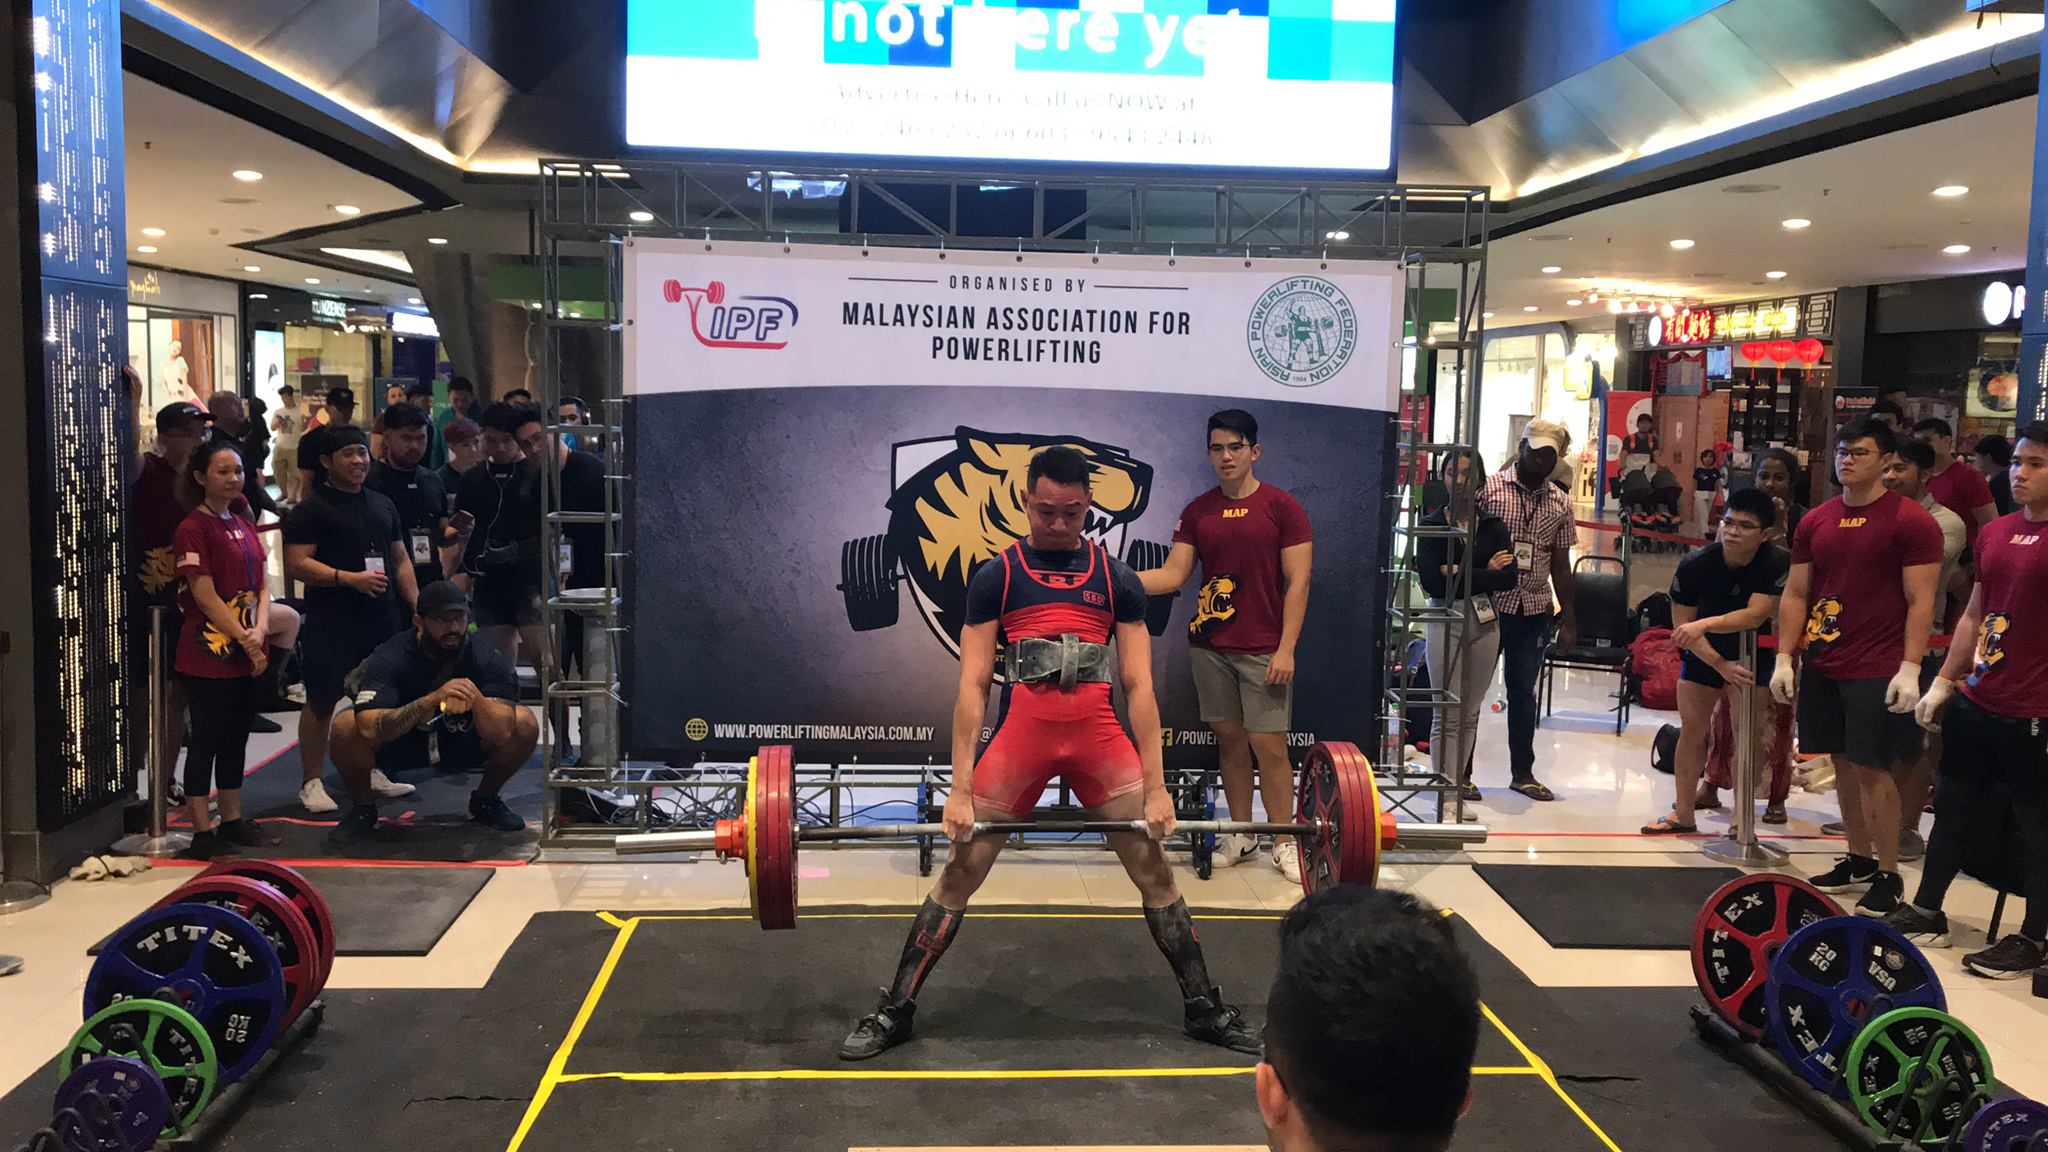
[1847,1006,1995,1146]
[62,998,219,1136]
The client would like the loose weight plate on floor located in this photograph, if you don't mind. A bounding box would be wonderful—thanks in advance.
[62,999,218,1134]
[1961,1096,2048,1152]
[1765,915,1945,1097]
[51,1056,169,1152]
[155,874,322,1027]
[84,903,287,1084]
[197,860,336,983]
[1846,1007,1994,1146]
[1693,874,1843,1038]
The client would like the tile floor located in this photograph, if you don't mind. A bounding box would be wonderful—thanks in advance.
[4,665,2045,1110]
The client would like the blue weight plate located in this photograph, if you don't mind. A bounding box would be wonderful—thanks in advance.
[1962,1096,2048,1152]
[52,1056,169,1152]
[84,902,286,1085]
[1765,914,1945,1097]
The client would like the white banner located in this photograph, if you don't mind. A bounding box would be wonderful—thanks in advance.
[624,240,1404,412]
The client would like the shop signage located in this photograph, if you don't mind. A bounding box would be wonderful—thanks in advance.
[1630,292,1831,350]
[390,310,440,339]
[128,269,161,298]
[1723,301,1799,340]
[310,296,349,323]
[1982,281,2026,326]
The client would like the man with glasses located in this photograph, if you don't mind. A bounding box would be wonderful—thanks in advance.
[1772,418,1944,916]
[1139,409,1314,882]
[1644,489,1787,834]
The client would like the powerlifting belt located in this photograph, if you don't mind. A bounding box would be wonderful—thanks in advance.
[1005,634,1113,689]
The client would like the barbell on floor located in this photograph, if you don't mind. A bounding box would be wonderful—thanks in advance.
[613,741,1488,929]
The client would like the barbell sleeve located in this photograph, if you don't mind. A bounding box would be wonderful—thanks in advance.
[613,818,1487,856]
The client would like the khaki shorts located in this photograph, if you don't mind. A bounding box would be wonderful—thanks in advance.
[1190,647,1292,733]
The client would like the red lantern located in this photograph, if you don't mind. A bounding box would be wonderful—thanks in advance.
[1766,339,1797,363]
[1739,341,1766,362]
[1794,338,1824,365]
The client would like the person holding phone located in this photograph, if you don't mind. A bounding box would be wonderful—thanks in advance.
[1416,452,1516,803]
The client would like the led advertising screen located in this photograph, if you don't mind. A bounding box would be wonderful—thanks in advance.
[625,1,1398,174]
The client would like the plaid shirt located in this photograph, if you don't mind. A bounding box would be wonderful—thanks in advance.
[1479,464,1577,616]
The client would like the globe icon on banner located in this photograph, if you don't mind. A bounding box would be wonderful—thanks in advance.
[1247,277,1358,387]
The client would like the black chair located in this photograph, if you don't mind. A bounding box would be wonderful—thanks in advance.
[1539,556,1633,735]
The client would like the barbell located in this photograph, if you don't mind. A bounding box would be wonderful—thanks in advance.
[614,741,1488,930]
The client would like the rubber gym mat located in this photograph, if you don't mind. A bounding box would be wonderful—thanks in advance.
[89,866,494,958]
[1474,863,1744,950]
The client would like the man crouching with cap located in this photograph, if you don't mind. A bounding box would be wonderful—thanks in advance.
[326,580,537,841]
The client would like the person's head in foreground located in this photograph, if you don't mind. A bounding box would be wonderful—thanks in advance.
[1259,886,1480,1152]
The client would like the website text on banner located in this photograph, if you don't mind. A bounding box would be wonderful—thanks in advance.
[620,240,1404,768]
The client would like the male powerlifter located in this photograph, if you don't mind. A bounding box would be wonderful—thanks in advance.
[839,446,1259,1060]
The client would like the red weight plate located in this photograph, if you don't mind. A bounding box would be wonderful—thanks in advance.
[196,861,336,994]
[1296,741,1382,895]
[754,745,799,930]
[154,875,321,1029]
[1692,872,1842,1039]
[1328,741,1380,889]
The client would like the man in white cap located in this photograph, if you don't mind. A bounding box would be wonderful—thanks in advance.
[1476,418,1579,801]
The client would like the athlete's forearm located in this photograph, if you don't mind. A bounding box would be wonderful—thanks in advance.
[363,695,441,743]
[1127,686,1166,792]
[1276,576,1309,656]
[950,688,986,795]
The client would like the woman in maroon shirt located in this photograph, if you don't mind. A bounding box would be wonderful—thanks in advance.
[173,440,280,857]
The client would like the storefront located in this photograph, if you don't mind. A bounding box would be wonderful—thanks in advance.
[1461,324,1614,504]
[244,290,443,430]
[1620,292,1837,507]
[1842,271,2024,449]
[127,267,241,419]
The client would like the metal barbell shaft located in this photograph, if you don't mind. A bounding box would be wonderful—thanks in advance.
[614,819,1486,856]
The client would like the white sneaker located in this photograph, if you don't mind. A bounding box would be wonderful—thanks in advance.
[1211,833,1260,869]
[369,769,417,798]
[299,779,338,814]
[1272,840,1304,885]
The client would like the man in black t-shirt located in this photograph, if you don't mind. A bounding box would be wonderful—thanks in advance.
[453,403,546,659]
[282,426,421,814]
[368,402,452,593]
[513,406,608,763]
[1646,488,1789,834]
[328,581,537,840]
[297,385,358,487]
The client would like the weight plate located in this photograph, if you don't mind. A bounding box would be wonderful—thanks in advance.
[196,860,335,993]
[1847,1007,1994,1146]
[153,875,320,1029]
[1961,1096,2048,1152]
[1296,741,1379,894]
[1765,915,1946,1097]
[755,744,798,930]
[51,1056,169,1152]
[62,999,217,1135]
[744,754,761,919]
[85,902,287,1084]
[1693,874,1844,1039]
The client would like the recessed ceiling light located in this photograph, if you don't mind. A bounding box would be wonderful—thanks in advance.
[1933,185,1969,198]
[243,265,260,273]
[248,293,268,300]
[1481,311,1494,319]
[1669,238,1695,250]
[1325,230,1350,241]
[305,277,321,284]
[1522,305,1539,312]
[1541,265,1562,274]
[1566,298,1583,306]
[1765,270,1788,279]
[427,237,448,245]
[232,169,263,182]
[1943,244,1972,255]
[334,204,361,216]
[141,227,165,237]
[136,245,156,254]
[1781,218,1811,230]
[629,210,655,223]
[408,296,422,305]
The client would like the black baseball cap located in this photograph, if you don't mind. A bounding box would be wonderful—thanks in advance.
[155,402,214,433]
[325,386,356,408]
[416,580,470,621]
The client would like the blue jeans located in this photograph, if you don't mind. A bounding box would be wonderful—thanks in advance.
[1497,611,1553,783]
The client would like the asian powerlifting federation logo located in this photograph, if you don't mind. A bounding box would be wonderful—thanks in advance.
[1247,276,1357,387]
[661,279,800,350]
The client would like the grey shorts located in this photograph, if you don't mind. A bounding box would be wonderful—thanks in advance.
[1190,647,1292,733]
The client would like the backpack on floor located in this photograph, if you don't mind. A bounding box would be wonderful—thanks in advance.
[1633,591,1674,635]
[1651,723,1680,774]
[1629,627,1681,711]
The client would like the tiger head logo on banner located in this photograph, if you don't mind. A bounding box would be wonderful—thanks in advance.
[837,426,1159,656]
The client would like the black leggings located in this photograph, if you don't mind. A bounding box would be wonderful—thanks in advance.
[181,674,260,798]
[1914,694,2048,941]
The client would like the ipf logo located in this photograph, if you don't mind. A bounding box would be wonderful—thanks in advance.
[1247,276,1357,387]
[662,279,800,350]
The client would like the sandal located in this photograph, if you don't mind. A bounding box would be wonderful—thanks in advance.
[1509,779,1557,802]
[1761,803,1788,825]
[1694,785,1724,811]
[1641,813,1697,835]
[1459,780,1483,804]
